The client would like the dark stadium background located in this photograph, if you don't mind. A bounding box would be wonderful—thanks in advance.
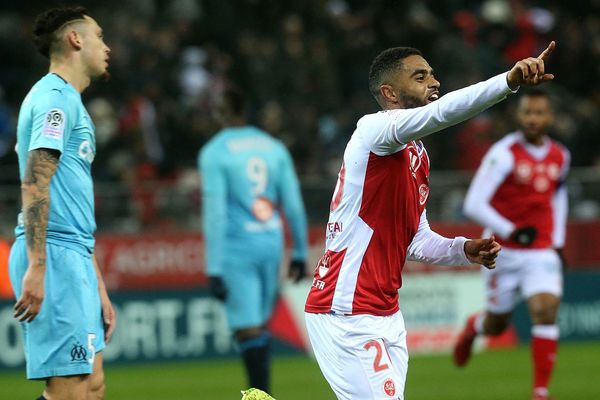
[0,1,599,399]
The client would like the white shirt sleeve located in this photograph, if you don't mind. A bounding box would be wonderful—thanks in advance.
[463,142,515,239]
[360,73,517,155]
[407,210,472,266]
[552,149,570,248]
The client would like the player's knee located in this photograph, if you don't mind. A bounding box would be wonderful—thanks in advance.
[235,327,264,342]
[485,315,511,335]
[88,371,105,400]
[530,307,557,325]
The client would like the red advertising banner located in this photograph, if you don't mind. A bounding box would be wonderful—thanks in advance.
[95,233,206,291]
[94,220,600,291]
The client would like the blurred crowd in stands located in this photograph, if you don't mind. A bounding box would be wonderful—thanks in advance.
[0,0,599,230]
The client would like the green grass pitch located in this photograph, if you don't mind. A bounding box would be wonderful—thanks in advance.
[1,342,598,399]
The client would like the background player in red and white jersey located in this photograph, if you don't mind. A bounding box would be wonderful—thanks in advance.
[453,89,569,400]
[304,42,557,400]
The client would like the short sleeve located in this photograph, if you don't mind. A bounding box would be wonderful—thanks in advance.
[29,89,75,154]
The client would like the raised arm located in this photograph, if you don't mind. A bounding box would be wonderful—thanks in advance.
[365,41,557,154]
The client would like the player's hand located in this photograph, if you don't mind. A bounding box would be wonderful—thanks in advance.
[507,41,555,89]
[510,226,537,246]
[101,293,116,343]
[14,264,45,322]
[464,236,501,269]
[208,276,228,302]
[288,259,306,283]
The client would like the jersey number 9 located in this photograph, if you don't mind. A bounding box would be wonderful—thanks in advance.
[247,157,268,195]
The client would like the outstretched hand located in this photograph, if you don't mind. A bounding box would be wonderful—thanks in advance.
[507,41,556,89]
[464,236,501,269]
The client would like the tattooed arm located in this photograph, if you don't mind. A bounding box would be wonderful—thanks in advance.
[13,148,60,322]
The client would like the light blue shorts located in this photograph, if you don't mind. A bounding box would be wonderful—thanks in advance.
[8,239,105,379]
[222,247,283,331]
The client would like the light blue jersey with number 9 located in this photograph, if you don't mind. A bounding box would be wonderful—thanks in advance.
[199,126,308,276]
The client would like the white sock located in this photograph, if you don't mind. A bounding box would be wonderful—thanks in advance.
[474,313,486,335]
[532,324,559,340]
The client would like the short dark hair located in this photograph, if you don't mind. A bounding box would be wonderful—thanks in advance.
[519,88,555,111]
[33,6,89,58]
[368,47,422,99]
[221,87,247,117]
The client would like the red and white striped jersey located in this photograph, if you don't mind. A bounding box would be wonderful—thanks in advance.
[305,73,516,316]
[463,132,570,249]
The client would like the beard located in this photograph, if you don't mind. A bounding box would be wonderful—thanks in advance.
[399,92,426,109]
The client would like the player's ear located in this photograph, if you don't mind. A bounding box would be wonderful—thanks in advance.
[380,84,398,104]
[66,29,83,52]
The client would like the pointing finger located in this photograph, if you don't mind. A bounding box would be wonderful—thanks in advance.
[537,41,556,61]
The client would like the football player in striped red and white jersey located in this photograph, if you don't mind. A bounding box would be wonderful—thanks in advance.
[454,89,568,400]
[305,42,557,400]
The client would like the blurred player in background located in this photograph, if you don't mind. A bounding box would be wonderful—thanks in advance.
[454,89,569,400]
[304,41,557,400]
[199,87,308,394]
[8,6,115,400]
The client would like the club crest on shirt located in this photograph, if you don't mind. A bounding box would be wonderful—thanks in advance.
[70,342,88,363]
[317,253,330,278]
[383,378,396,397]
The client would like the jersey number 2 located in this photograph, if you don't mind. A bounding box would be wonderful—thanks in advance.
[364,339,389,373]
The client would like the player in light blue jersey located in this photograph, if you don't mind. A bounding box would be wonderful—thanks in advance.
[199,87,308,393]
[8,6,115,400]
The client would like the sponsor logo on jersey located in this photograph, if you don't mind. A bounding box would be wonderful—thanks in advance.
[42,108,66,140]
[70,342,88,363]
[383,378,396,397]
[327,221,343,239]
[547,163,560,179]
[311,278,325,290]
[252,197,274,222]
[516,161,532,182]
[79,140,95,163]
[533,176,550,192]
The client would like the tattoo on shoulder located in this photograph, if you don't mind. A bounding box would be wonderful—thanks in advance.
[23,148,60,187]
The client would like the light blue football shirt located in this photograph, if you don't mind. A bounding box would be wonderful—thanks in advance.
[15,73,96,254]
[199,126,308,276]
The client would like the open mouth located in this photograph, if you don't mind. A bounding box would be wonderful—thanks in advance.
[427,92,439,102]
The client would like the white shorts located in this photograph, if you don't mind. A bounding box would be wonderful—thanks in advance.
[483,247,562,314]
[305,311,408,400]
